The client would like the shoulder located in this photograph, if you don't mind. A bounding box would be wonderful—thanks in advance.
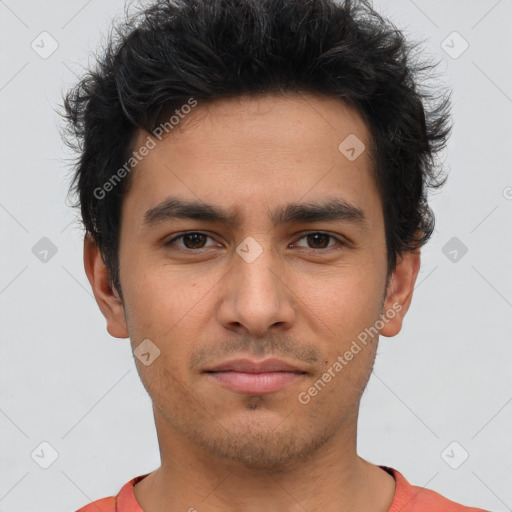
[74,474,149,512]
[382,466,488,512]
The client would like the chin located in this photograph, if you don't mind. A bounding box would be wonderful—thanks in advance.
[188,414,332,472]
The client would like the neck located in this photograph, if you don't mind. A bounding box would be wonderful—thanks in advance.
[133,408,396,512]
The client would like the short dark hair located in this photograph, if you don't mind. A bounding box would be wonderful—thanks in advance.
[61,0,452,294]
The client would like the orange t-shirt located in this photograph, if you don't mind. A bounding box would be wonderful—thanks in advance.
[75,466,489,512]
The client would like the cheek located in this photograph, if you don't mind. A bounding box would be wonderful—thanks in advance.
[299,263,384,342]
[122,260,213,332]
[121,265,218,383]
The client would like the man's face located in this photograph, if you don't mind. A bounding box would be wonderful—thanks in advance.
[92,93,415,469]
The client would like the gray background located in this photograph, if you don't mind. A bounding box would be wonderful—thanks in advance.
[0,0,511,511]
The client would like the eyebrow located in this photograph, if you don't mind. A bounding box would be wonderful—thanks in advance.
[143,196,368,231]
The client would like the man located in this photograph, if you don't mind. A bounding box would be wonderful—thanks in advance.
[62,0,488,510]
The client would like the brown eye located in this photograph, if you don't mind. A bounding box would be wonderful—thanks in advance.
[294,232,341,250]
[166,232,215,250]
[305,233,331,249]
[182,233,208,249]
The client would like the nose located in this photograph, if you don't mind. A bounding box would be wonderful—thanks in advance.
[217,241,296,337]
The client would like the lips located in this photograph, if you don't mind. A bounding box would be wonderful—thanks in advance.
[204,358,307,394]
[205,357,307,374]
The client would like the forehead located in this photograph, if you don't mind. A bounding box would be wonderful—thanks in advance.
[122,93,381,230]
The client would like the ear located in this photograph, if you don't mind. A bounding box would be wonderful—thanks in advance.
[379,247,421,338]
[83,234,129,338]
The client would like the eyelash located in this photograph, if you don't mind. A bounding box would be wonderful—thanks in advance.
[164,231,348,253]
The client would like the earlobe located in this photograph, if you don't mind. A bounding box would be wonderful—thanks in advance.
[83,234,129,339]
[379,248,421,338]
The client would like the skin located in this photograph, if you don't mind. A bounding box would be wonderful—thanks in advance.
[85,92,421,512]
